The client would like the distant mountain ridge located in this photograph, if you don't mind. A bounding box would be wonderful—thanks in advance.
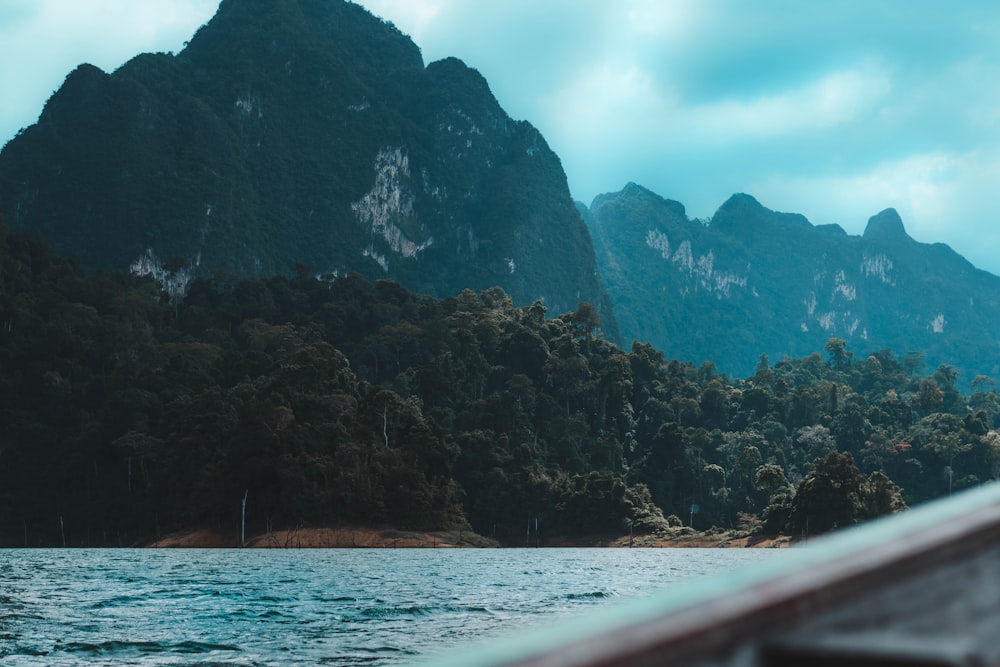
[0,0,617,334]
[582,183,1000,382]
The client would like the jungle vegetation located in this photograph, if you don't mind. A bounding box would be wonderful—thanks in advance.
[2,221,996,546]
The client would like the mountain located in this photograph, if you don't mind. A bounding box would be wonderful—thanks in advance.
[0,0,616,336]
[583,183,1000,382]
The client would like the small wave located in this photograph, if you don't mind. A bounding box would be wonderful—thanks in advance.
[355,645,419,655]
[564,591,612,600]
[173,641,242,654]
[458,605,492,614]
[318,645,420,664]
[359,605,433,619]
[90,595,140,609]
[360,605,432,618]
[0,612,44,622]
[4,643,49,657]
[62,640,163,655]
[430,604,494,615]
[60,640,240,656]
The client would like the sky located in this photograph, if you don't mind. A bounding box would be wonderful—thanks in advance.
[3,1,1000,273]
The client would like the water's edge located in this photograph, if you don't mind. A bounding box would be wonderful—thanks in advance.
[142,525,792,549]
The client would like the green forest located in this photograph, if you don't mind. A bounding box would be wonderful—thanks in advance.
[1,219,998,547]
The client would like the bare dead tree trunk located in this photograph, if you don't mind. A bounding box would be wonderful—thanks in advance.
[383,407,389,448]
[60,516,66,548]
[241,490,248,547]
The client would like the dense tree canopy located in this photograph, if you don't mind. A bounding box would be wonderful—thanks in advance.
[1,222,996,546]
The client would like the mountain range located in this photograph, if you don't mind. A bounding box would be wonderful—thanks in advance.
[582,184,1000,381]
[2,0,1000,382]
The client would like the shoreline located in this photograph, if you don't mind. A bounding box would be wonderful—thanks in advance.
[145,526,793,549]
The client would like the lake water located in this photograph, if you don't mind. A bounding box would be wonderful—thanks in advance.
[1,548,786,666]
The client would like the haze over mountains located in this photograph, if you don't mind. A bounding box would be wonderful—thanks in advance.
[2,0,999,382]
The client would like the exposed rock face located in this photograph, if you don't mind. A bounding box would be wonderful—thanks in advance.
[0,0,617,333]
[584,183,1000,381]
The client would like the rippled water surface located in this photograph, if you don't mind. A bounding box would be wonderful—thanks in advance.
[0,548,784,665]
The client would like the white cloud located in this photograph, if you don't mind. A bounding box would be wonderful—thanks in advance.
[354,0,451,46]
[688,65,892,142]
[541,61,673,145]
[626,0,702,39]
[544,58,891,153]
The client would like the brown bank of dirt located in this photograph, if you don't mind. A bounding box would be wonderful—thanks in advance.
[147,529,239,548]
[537,529,793,549]
[147,526,791,548]
[615,531,791,548]
[147,526,497,548]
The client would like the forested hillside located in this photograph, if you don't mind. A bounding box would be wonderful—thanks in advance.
[583,184,1000,383]
[1,222,997,546]
[0,0,617,334]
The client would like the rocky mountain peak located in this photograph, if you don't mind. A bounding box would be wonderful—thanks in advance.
[711,193,811,239]
[588,183,687,226]
[719,192,765,213]
[863,208,910,244]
